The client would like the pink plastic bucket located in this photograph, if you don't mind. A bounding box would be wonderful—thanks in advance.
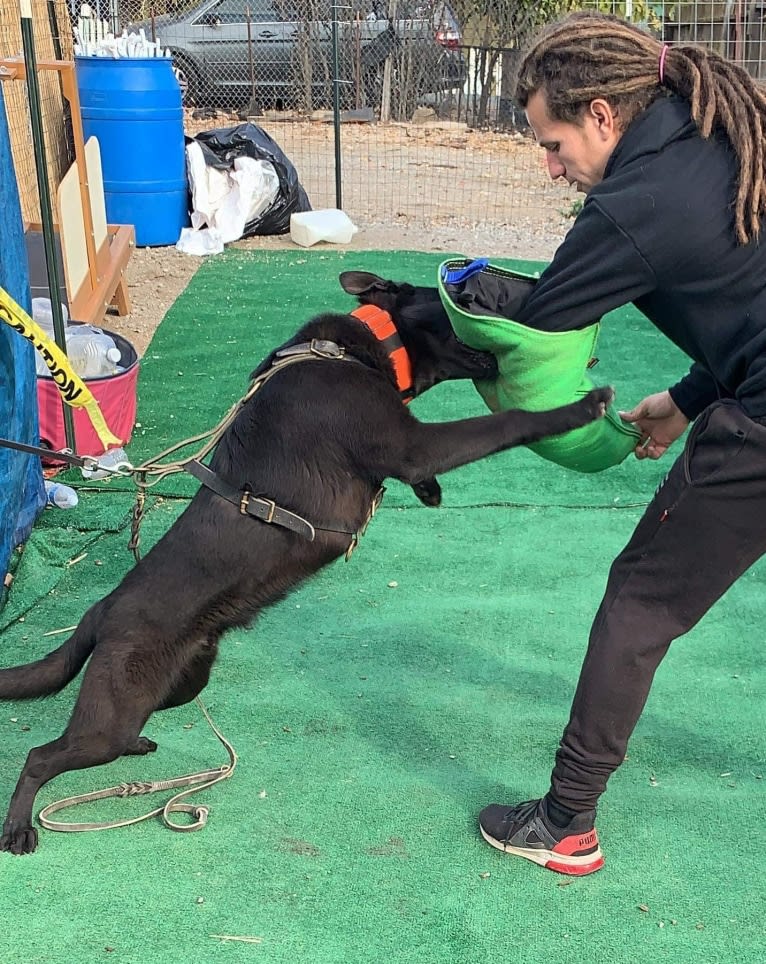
[37,329,139,462]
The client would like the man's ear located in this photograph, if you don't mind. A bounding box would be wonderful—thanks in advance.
[588,98,619,139]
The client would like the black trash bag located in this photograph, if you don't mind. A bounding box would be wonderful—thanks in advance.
[193,123,312,236]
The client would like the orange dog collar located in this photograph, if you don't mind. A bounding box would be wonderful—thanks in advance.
[351,304,414,403]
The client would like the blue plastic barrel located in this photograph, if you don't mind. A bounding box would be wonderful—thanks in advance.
[76,57,189,247]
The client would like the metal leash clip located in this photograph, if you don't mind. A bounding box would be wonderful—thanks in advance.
[81,452,135,480]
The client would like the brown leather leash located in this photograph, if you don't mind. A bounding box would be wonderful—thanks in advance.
[38,697,237,834]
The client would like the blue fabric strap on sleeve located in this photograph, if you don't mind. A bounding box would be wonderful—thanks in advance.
[440,258,489,285]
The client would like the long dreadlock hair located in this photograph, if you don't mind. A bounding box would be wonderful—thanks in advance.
[514,12,766,244]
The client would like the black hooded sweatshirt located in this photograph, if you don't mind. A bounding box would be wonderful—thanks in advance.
[515,94,766,420]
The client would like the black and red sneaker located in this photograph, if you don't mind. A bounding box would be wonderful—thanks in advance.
[479,797,604,876]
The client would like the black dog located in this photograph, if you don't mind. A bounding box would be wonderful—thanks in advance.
[0,271,612,854]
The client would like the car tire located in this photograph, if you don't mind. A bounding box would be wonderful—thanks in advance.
[172,54,204,107]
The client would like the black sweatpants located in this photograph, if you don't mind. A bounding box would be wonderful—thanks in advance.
[550,399,766,812]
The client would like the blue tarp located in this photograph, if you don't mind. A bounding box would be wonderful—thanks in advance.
[0,81,45,596]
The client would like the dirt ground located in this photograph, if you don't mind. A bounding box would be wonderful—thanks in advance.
[114,120,572,355]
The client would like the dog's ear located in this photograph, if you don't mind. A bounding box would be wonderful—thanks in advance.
[339,270,393,296]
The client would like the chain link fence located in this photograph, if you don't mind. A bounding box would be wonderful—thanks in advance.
[69,1,766,123]
[7,2,766,236]
[112,1,766,229]
[73,0,466,121]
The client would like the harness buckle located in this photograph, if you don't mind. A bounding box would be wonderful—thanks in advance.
[344,533,359,562]
[259,497,277,523]
[345,486,386,561]
[239,491,250,515]
[310,339,344,359]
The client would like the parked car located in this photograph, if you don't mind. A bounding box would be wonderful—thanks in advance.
[133,0,466,112]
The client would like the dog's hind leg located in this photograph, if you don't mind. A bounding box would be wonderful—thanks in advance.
[157,640,218,711]
[0,682,154,854]
[0,726,144,854]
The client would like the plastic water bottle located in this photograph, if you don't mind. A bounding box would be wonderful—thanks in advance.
[32,298,69,378]
[32,297,68,334]
[34,347,52,378]
[44,480,79,509]
[65,328,122,379]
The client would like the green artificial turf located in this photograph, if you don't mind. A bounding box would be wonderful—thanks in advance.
[0,249,763,963]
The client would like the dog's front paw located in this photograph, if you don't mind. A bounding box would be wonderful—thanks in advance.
[582,386,614,419]
[0,822,38,855]
[412,477,442,507]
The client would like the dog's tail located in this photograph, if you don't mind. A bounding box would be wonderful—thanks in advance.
[0,609,97,700]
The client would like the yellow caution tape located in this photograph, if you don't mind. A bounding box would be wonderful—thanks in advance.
[0,284,122,448]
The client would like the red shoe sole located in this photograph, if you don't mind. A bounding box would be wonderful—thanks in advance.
[545,854,605,876]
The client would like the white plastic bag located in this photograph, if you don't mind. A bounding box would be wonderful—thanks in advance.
[176,226,225,256]
[182,141,280,250]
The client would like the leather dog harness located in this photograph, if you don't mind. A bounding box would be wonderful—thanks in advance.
[182,337,387,558]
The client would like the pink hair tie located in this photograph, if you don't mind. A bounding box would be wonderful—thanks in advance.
[659,44,669,84]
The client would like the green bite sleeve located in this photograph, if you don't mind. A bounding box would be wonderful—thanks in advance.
[438,259,640,473]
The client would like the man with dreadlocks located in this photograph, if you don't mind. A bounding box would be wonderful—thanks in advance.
[477,11,766,875]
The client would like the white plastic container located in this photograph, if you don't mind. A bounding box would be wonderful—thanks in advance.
[290,209,358,247]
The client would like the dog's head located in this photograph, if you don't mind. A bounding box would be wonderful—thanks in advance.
[339,270,498,398]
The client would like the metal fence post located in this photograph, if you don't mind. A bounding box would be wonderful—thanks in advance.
[20,0,76,449]
[331,0,342,209]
